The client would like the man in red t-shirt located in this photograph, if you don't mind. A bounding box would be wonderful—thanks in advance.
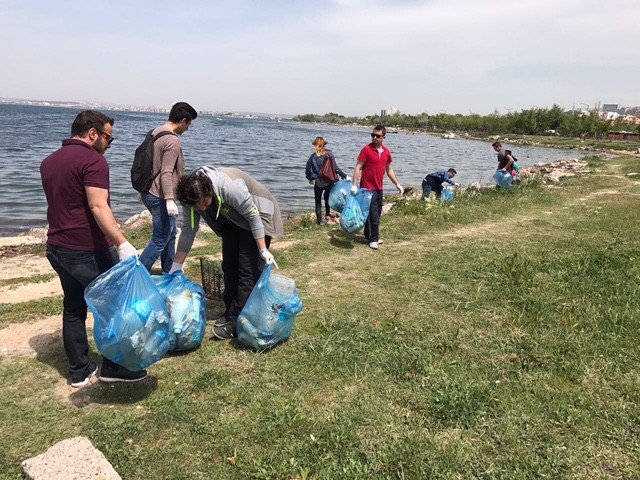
[350,125,404,250]
[40,110,144,387]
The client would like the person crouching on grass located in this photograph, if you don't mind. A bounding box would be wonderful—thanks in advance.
[421,168,459,200]
[170,167,283,340]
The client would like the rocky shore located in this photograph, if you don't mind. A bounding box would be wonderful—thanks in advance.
[0,157,596,250]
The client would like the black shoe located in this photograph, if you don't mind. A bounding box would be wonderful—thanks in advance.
[213,321,236,340]
[71,362,99,388]
[99,363,148,383]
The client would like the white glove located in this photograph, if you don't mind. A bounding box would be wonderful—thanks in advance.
[259,248,279,269]
[345,176,351,181]
[396,184,404,195]
[350,184,358,195]
[168,262,183,274]
[454,182,460,187]
[166,199,179,217]
[117,241,137,261]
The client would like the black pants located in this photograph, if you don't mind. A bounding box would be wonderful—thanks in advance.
[46,244,122,382]
[421,179,442,197]
[221,224,271,330]
[364,190,384,243]
[314,183,332,224]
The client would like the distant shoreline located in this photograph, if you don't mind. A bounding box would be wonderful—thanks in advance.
[294,120,640,155]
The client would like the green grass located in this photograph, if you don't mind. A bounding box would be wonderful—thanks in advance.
[0,273,56,289]
[0,296,63,328]
[0,156,639,479]
[472,133,640,152]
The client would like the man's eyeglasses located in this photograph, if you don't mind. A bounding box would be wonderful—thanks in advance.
[99,130,115,145]
[371,133,384,139]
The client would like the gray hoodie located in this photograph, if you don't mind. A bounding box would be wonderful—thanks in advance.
[177,166,284,254]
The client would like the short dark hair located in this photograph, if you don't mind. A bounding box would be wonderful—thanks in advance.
[373,125,386,136]
[492,141,502,148]
[448,168,457,175]
[70,110,114,137]
[169,102,198,123]
[176,170,214,206]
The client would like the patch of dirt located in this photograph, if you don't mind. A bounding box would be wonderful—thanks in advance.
[579,190,621,201]
[0,315,87,358]
[0,254,53,281]
[271,239,300,250]
[445,222,500,238]
[0,279,62,304]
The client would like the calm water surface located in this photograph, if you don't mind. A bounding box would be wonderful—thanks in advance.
[0,104,578,236]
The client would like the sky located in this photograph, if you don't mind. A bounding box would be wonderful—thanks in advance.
[0,0,638,116]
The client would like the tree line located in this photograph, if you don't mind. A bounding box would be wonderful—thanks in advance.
[294,105,640,137]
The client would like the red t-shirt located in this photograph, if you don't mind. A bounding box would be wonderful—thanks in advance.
[40,139,112,251]
[357,143,392,191]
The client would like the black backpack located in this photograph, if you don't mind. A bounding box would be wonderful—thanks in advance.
[131,130,177,193]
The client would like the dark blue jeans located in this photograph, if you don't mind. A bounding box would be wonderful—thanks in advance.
[364,190,384,243]
[46,244,122,382]
[314,183,332,224]
[421,179,442,198]
[139,193,177,273]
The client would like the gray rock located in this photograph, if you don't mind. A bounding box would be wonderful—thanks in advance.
[381,202,395,215]
[22,437,121,480]
[27,227,48,241]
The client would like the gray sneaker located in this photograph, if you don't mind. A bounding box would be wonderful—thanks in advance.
[368,241,379,250]
[99,363,148,383]
[213,321,236,340]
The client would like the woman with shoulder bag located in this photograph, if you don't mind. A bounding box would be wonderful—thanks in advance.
[304,137,349,225]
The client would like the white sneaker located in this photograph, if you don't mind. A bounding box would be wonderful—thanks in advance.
[368,242,379,250]
[377,239,384,244]
[71,364,99,388]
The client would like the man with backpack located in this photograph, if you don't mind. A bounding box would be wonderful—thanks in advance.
[492,141,517,173]
[135,102,197,273]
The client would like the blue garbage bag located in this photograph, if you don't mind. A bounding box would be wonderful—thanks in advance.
[85,256,171,371]
[340,189,374,233]
[152,272,176,298]
[162,272,207,351]
[494,171,513,188]
[237,265,303,350]
[441,188,454,203]
[328,180,352,213]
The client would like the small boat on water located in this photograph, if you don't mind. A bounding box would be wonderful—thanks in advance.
[442,132,456,139]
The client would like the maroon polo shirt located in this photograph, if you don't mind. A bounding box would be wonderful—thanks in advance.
[40,139,112,251]
[357,143,393,191]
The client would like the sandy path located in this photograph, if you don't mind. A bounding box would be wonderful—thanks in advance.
[0,254,53,281]
[0,314,94,358]
[0,279,62,303]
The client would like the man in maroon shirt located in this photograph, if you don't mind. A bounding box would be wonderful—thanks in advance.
[41,110,144,387]
[351,125,404,250]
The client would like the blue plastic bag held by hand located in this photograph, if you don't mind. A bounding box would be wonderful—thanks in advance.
[494,171,513,188]
[328,180,352,213]
[237,265,303,350]
[163,272,207,351]
[85,256,171,371]
[441,188,454,203]
[340,188,373,233]
[152,272,176,298]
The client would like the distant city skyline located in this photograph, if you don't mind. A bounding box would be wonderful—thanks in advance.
[1,0,637,116]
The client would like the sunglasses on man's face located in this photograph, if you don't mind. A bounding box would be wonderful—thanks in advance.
[371,133,384,139]
[99,130,115,145]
